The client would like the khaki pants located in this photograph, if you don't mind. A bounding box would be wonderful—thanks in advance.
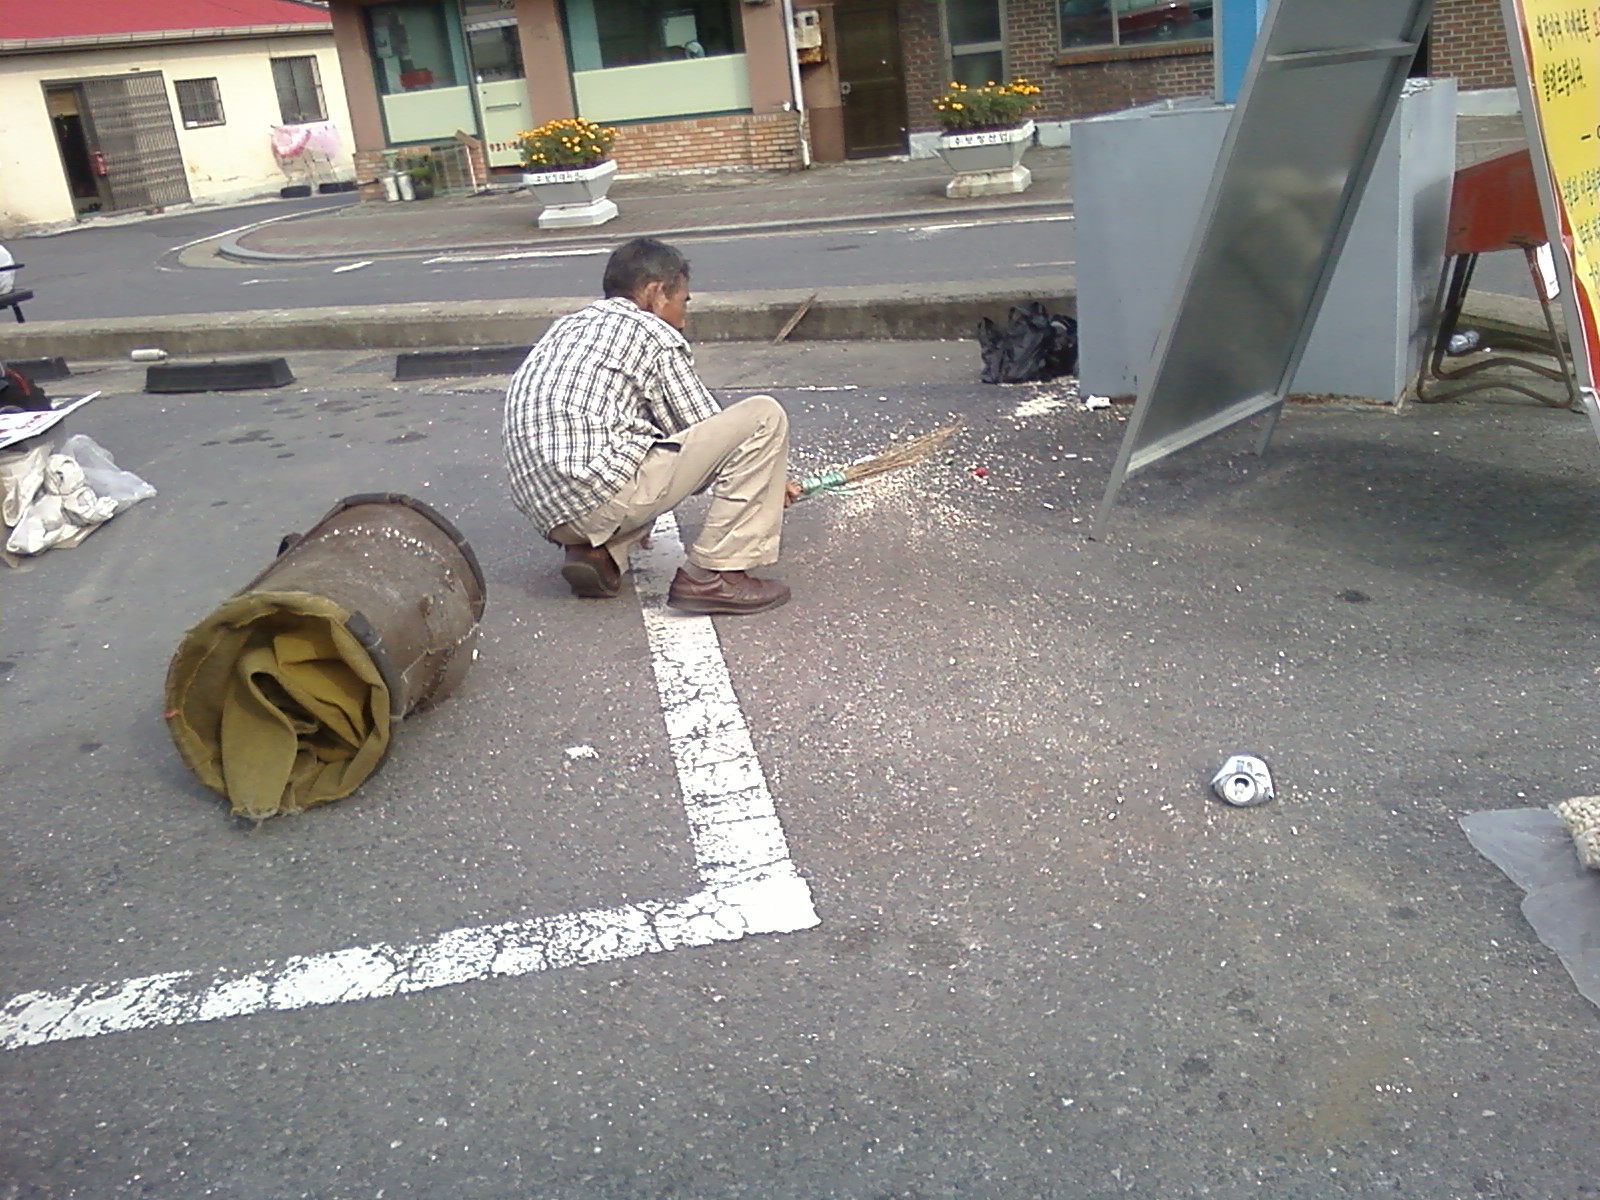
[549,395,789,573]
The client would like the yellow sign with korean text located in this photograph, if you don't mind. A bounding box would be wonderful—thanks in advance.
[1505,0,1600,387]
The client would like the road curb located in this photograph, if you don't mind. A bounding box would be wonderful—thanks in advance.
[0,278,1077,360]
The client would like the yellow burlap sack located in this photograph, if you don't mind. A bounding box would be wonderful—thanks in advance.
[165,591,392,820]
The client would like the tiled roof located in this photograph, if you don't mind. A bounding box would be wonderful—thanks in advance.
[1,0,329,41]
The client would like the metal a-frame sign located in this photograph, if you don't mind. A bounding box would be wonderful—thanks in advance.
[1094,0,1600,537]
[1501,0,1600,418]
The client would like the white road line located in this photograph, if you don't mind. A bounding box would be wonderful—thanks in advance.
[332,260,373,273]
[424,248,609,265]
[911,213,1076,235]
[167,206,342,255]
[0,512,816,1050]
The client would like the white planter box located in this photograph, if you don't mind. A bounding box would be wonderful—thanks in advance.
[933,119,1035,198]
[522,159,619,229]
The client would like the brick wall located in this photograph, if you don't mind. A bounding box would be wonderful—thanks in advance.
[612,111,807,174]
[355,112,802,200]
[1431,0,1516,89]
[900,0,1214,132]
[899,0,948,139]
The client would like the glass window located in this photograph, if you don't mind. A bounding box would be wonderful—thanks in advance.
[367,2,463,94]
[947,0,1002,44]
[1060,0,1213,51]
[174,77,225,128]
[945,0,1005,88]
[952,49,1004,88]
[270,56,327,123]
[562,0,744,71]
[466,26,525,81]
[464,0,525,81]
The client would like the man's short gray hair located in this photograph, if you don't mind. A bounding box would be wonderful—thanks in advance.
[603,237,690,299]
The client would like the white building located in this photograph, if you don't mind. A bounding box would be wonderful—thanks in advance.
[0,0,354,235]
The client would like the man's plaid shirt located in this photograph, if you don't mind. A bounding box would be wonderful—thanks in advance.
[503,297,720,534]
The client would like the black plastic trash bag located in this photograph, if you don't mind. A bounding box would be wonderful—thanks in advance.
[977,302,1079,384]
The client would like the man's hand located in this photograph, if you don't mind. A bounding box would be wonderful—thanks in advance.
[784,479,803,508]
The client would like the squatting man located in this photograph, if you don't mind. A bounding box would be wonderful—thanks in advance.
[503,237,800,615]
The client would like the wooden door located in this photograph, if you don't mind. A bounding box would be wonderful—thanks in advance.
[834,1,908,159]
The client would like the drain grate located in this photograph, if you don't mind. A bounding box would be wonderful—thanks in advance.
[394,346,531,382]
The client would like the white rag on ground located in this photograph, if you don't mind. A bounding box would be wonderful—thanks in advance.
[1,434,154,557]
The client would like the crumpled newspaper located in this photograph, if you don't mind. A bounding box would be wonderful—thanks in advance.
[1,434,154,557]
[1552,796,1600,869]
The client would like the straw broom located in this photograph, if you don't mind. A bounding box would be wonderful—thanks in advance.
[792,421,962,503]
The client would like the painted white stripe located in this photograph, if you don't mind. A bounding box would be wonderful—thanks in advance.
[911,213,1076,235]
[0,512,816,1050]
[423,248,609,265]
[167,205,343,255]
[332,260,373,273]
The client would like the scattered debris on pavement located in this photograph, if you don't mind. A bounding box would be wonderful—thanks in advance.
[793,422,961,502]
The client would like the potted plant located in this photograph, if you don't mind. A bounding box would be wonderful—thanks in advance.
[403,153,438,200]
[516,118,621,229]
[931,78,1041,198]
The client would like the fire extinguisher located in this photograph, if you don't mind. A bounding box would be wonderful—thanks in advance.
[90,150,108,177]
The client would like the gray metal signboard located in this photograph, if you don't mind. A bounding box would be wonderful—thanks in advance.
[1095,0,1434,536]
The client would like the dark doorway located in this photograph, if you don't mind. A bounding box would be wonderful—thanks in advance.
[45,85,110,216]
[834,0,908,158]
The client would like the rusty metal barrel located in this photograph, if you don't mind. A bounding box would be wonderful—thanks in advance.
[165,493,487,820]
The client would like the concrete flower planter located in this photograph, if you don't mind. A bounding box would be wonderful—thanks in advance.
[933,119,1035,198]
[522,159,619,229]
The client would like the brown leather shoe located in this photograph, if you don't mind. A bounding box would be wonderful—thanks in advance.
[561,544,621,598]
[667,567,790,615]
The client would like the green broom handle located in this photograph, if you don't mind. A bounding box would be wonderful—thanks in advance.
[796,469,849,499]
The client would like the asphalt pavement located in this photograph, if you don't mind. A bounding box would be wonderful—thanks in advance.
[2,343,1598,1198]
[4,110,1600,1199]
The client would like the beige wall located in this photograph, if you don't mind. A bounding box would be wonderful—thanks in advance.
[329,3,385,150]
[797,2,843,161]
[515,0,576,126]
[740,0,795,113]
[0,33,354,234]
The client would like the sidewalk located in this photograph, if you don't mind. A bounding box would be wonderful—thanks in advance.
[224,113,1526,264]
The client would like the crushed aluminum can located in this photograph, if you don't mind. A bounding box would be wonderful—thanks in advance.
[1211,754,1275,807]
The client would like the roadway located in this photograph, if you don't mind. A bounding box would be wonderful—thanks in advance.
[13,198,1079,322]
